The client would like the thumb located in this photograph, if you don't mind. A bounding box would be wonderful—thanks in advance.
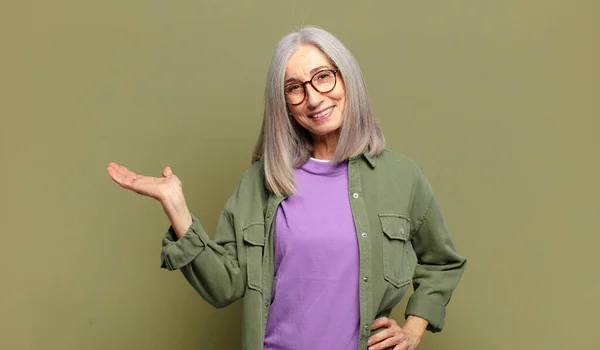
[162,166,173,177]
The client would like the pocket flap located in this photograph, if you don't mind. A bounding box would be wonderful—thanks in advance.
[243,224,265,246]
[379,215,410,241]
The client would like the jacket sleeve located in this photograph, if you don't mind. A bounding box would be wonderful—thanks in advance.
[405,170,467,332]
[160,187,247,309]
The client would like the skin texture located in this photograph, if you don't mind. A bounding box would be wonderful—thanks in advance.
[285,44,346,160]
[106,43,429,349]
[285,44,429,349]
[105,163,192,239]
[368,315,429,350]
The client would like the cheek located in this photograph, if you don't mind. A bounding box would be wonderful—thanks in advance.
[291,112,309,126]
[333,83,346,103]
[289,107,306,119]
[332,92,345,109]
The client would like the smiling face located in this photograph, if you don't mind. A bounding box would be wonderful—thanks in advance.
[285,44,346,139]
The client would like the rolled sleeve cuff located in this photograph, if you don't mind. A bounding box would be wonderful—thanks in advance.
[405,297,446,333]
[160,215,210,271]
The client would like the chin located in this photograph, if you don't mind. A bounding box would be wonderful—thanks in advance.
[310,124,342,137]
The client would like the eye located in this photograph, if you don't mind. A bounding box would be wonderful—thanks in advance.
[285,84,301,93]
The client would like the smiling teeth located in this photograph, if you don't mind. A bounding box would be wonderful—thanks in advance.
[312,108,331,118]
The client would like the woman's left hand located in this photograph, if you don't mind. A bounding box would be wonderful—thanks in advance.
[367,316,427,350]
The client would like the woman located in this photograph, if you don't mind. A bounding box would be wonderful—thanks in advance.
[106,26,466,350]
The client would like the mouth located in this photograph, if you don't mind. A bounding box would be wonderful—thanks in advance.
[309,106,334,120]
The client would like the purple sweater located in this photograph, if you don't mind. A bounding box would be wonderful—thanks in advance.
[263,158,360,350]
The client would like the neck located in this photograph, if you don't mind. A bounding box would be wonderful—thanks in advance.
[311,132,339,160]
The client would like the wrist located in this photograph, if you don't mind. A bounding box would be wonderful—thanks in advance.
[161,195,189,220]
[160,184,187,213]
[160,191,192,239]
[159,184,185,206]
[403,315,428,340]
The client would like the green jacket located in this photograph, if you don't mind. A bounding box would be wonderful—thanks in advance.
[160,150,466,350]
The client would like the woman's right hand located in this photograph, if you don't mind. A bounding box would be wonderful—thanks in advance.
[105,162,182,204]
[106,162,192,238]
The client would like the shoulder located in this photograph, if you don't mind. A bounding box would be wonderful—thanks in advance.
[374,149,425,177]
[375,149,435,211]
[371,149,433,195]
[240,159,265,183]
[231,159,268,198]
[222,160,268,213]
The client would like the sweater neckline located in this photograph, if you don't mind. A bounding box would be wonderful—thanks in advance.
[300,157,347,175]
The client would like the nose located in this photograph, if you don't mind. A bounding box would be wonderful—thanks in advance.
[304,83,324,108]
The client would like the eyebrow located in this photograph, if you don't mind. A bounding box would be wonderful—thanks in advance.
[285,65,333,84]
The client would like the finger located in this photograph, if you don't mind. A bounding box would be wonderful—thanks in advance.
[109,163,160,185]
[393,343,408,350]
[107,165,135,188]
[371,317,390,330]
[114,163,138,178]
[368,328,393,348]
[162,166,172,177]
[107,164,146,191]
[115,164,159,187]
[106,162,123,178]
[106,164,129,186]
[107,163,130,180]
[369,336,403,350]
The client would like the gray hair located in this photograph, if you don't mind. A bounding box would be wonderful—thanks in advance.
[252,26,385,196]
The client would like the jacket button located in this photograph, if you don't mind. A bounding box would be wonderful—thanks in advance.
[361,232,367,238]
[352,193,359,199]
[363,276,368,282]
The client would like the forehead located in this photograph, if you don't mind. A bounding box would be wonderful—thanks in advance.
[285,44,333,80]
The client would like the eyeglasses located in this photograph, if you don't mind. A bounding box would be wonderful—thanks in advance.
[284,69,339,105]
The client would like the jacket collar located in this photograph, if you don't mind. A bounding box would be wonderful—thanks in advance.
[363,153,377,168]
[349,153,377,168]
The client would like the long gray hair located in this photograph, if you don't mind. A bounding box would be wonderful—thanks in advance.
[252,26,385,196]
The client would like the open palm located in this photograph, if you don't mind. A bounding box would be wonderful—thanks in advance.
[106,162,182,203]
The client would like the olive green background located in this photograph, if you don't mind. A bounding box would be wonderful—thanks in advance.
[1,0,598,349]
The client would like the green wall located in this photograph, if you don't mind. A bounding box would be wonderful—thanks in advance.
[1,1,598,349]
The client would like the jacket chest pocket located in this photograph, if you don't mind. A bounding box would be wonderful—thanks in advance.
[379,214,412,288]
[242,223,265,293]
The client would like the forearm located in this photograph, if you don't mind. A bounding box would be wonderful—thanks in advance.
[161,191,193,239]
[408,184,467,331]
[160,203,245,307]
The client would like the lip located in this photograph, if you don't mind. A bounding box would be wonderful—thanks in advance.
[309,106,334,118]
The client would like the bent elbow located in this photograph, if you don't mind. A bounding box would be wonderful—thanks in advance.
[206,287,245,308]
